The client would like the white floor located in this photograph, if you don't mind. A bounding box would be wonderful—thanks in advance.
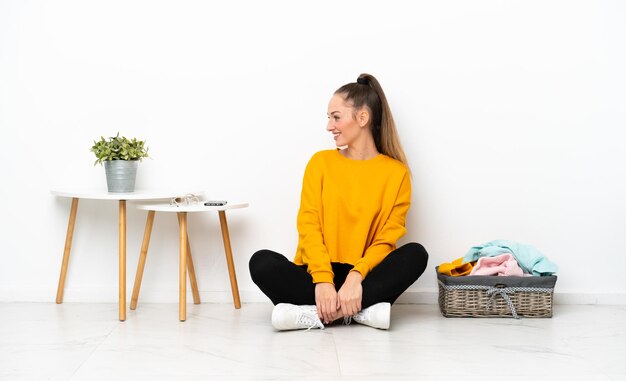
[0,303,624,380]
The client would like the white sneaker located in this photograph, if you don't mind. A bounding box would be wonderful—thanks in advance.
[352,302,391,330]
[271,303,324,331]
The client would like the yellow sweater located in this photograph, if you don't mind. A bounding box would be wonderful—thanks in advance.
[294,149,411,284]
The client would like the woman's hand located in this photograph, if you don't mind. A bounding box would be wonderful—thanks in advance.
[315,282,339,324]
[337,271,363,318]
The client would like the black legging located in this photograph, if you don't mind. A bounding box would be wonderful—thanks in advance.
[249,242,429,309]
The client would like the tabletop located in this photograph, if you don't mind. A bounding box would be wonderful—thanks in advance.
[135,202,249,213]
[51,189,203,201]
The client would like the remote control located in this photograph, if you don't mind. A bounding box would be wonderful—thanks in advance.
[204,200,227,206]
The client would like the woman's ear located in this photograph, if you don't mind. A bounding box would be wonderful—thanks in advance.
[358,108,370,127]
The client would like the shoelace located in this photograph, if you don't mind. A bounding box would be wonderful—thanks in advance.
[343,308,370,325]
[352,308,370,324]
[296,309,322,331]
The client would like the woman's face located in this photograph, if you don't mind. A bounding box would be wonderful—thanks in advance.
[326,94,365,147]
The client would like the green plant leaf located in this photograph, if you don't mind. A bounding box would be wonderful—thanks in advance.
[90,133,150,165]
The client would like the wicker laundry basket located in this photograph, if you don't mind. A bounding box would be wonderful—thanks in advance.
[436,267,557,318]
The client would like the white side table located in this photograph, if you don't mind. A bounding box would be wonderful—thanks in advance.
[51,189,197,321]
[132,202,249,321]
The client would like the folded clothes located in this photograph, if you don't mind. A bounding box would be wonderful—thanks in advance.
[462,239,558,276]
[438,257,475,276]
[469,253,524,276]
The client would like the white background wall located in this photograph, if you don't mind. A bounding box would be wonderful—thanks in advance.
[1,0,625,304]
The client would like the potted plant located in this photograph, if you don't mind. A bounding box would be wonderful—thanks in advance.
[90,133,149,193]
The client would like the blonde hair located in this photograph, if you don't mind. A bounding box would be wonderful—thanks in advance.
[335,73,409,168]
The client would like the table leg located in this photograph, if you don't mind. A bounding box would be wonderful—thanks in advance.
[131,210,156,310]
[218,211,241,309]
[178,212,188,321]
[56,197,79,304]
[119,200,127,321]
[185,234,201,304]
